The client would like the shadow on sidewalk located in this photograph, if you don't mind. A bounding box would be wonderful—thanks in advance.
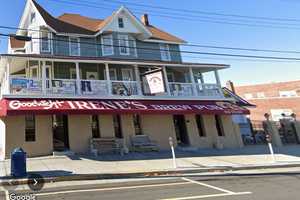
[0,170,73,180]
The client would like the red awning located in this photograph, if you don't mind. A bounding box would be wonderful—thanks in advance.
[0,99,250,116]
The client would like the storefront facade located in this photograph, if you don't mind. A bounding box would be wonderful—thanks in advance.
[0,0,248,159]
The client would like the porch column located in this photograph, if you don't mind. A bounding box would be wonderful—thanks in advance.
[162,66,171,95]
[214,70,221,86]
[134,65,143,96]
[75,62,81,95]
[189,67,197,96]
[41,60,46,95]
[6,58,11,94]
[105,63,112,95]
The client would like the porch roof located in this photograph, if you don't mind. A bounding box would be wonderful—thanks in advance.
[0,54,230,69]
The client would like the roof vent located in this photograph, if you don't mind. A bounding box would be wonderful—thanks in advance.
[141,14,150,26]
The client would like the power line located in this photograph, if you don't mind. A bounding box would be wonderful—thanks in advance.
[69,0,300,26]
[2,25,300,55]
[5,33,300,61]
[46,0,300,30]
[94,0,300,23]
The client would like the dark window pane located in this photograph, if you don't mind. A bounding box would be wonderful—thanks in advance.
[91,115,100,138]
[25,115,36,142]
[133,114,142,135]
[215,115,225,136]
[113,115,123,138]
[196,115,206,137]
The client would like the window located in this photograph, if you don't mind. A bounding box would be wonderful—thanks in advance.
[195,115,206,137]
[30,66,38,79]
[91,115,101,138]
[133,114,142,135]
[279,90,297,97]
[257,92,265,98]
[25,115,36,142]
[244,93,253,99]
[118,17,124,28]
[69,37,80,56]
[215,115,225,136]
[102,34,114,56]
[113,115,123,138]
[159,44,171,61]
[121,68,133,81]
[40,31,50,52]
[30,12,36,23]
[118,34,130,55]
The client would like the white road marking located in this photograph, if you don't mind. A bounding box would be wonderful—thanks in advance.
[181,177,235,194]
[36,181,193,196]
[158,192,252,200]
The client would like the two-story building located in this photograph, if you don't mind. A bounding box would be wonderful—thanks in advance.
[0,0,248,159]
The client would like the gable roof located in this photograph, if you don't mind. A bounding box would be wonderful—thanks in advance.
[31,0,185,43]
[10,36,25,49]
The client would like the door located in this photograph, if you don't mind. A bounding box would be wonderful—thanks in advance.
[52,115,70,151]
[173,115,190,146]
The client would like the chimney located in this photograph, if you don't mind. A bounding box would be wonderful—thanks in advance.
[141,14,150,26]
[226,80,236,94]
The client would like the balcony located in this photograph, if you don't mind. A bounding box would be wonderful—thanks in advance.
[1,58,226,100]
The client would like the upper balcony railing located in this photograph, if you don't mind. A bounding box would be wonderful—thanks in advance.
[7,76,224,99]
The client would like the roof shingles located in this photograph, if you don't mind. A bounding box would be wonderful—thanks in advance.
[32,1,185,43]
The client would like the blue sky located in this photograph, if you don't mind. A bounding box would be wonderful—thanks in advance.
[1,0,300,86]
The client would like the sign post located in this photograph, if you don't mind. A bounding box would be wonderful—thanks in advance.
[266,134,276,163]
[169,137,177,169]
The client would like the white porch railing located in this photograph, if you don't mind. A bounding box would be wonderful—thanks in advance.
[8,77,223,99]
[168,82,194,97]
[111,81,139,96]
[196,83,224,97]
[10,77,42,95]
[81,80,108,96]
[46,79,77,96]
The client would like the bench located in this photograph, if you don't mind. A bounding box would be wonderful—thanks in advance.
[130,135,159,152]
[90,138,126,156]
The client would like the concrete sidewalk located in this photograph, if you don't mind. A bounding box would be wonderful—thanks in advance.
[1,145,300,184]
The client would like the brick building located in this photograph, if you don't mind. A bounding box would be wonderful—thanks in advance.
[233,80,300,121]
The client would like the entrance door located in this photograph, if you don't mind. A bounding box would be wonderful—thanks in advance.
[53,115,70,151]
[173,115,190,146]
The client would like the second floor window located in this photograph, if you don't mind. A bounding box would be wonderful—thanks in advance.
[159,43,171,61]
[102,34,114,56]
[41,31,50,52]
[118,34,130,55]
[69,37,80,56]
[118,17,124,28]
[91,115,101,138]
[279,90,297,97]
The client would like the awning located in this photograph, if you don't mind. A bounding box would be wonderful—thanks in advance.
[0,99,250,116]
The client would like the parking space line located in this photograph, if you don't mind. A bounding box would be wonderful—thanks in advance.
[35,181,193,196]
[181,177,235,194]
[158,192,252,200]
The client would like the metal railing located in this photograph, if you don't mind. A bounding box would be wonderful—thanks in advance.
[81,80,108,96]
[168,82,194,97]
[111,80,139,96]
[46,79,77,96]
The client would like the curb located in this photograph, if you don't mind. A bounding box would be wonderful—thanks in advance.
[1,163,300,186]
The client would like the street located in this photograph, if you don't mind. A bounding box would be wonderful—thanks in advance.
[7,171,300,200]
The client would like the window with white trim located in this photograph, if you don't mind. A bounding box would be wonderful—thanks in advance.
[118,34,130,55]
[30,12,36,24]
[118,17,124,28]
[41,31,51,52]
[159,43,171,61]
[279,90,297,97]
[69,37,80,56]
[102,34,114,56]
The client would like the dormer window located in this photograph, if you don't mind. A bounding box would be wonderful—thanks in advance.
[30,12,36,23]
[118,17,124,28]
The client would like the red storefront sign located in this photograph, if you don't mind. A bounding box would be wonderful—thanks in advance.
[0,99,249,116]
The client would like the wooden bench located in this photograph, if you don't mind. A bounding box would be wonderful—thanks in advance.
[90,138,125,156]
[130,135,159,152]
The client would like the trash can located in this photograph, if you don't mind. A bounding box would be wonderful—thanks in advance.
[11,148,27,178]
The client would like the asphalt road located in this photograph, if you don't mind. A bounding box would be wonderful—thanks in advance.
[6,172,300,200]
